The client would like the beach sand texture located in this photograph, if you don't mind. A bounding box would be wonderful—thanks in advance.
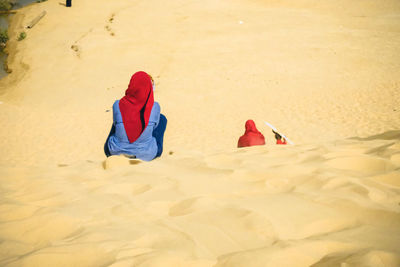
[0,0,400,266]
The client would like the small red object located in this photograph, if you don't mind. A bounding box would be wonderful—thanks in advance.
[276,139,287,145]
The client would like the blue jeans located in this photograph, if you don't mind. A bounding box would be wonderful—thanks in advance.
[104,124,114,157]
[104,114,167,158]
[153,114,167,158]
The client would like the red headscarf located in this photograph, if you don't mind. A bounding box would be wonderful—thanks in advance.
[119,71,154,143]
[238,120,266,148]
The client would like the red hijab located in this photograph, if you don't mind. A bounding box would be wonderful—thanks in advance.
[238,120,266,148]
[119,71,154,143]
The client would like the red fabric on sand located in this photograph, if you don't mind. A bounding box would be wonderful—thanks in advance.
[238,120,266,148]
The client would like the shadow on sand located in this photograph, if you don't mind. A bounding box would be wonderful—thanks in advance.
[350,130,400,141]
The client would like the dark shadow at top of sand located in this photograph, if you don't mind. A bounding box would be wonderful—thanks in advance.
[350,130,400,141]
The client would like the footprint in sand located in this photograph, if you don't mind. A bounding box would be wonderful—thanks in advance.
[71,44,81,57]
[70,28,94,58]
[105,13,116,36]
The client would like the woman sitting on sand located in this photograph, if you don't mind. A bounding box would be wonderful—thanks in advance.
[104,71,167,161]
[273,130,287,145]
[238,120,265,148]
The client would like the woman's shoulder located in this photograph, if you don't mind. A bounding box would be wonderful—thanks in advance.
[112,100,122,122]
[112,100,120,111]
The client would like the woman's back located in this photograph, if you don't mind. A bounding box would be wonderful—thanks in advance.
[107,100,160,161]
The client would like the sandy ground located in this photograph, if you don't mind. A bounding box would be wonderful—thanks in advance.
[0,0,400,266]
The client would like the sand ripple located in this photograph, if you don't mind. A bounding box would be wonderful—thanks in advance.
[1,132,399,266]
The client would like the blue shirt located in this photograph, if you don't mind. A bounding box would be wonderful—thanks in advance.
[107,100,160,161]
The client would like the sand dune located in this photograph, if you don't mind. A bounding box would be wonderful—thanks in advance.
[1,133,400,266]
[0,0,399,266]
